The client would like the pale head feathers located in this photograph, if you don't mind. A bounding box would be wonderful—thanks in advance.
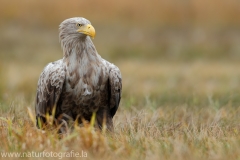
[59,17,93,57]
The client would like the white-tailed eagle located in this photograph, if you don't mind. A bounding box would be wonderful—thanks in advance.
[35,17,122,132]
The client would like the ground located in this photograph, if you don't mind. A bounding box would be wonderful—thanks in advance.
[1,0,240,159]
[1,58,240,160]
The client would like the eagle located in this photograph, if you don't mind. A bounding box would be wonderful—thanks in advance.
[35,17,122,132]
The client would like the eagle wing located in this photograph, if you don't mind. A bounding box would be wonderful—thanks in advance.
[35,59,66,127]
[108,64,122,117]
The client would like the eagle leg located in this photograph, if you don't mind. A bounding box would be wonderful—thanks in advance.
[96,109,114,132]
[56,113,75,134]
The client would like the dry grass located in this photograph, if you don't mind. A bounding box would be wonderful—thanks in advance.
[1,0,240,159]
[1,60,240,160]
[0,99,240,160]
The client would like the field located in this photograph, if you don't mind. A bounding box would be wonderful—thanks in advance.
[1,0,240,159]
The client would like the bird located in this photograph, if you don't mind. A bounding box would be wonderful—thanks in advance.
[35,17,122,133]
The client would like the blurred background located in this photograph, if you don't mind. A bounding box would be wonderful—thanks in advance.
[0,0,240,109]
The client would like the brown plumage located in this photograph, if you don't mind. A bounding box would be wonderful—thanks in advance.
[35,17,122,132]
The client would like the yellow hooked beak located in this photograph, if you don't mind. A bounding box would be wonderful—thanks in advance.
[77,24,96,39]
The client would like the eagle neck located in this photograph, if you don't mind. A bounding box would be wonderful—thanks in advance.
[62,36,101,72]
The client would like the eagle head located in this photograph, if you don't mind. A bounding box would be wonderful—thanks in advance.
[59,17,96,43]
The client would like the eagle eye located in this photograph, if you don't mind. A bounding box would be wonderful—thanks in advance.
[77,23,83,27]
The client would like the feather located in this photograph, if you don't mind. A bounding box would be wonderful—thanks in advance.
[35,60,66,127]
[35,17,122,132]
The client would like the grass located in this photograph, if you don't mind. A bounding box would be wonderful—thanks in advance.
[0,98,240,160]
[1,59,240,160]
[1,0,240,159]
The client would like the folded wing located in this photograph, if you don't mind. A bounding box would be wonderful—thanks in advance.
[35,59,66,128]
[108,64,122,117]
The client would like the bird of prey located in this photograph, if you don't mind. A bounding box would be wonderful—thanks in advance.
[35,17,122,132]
